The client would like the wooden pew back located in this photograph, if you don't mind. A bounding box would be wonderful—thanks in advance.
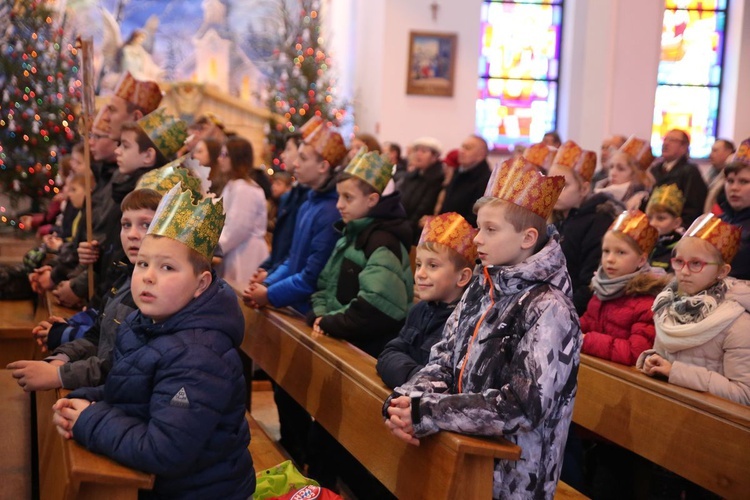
[242,305,521,499]
[0,370,33,499]
[36,387,154,500]
[573,354,750,498]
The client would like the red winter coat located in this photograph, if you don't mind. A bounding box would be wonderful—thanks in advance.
[581,273,668,366]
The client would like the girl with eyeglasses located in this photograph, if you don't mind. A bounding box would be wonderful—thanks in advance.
[580,211,669,366]
[637,214,750,405]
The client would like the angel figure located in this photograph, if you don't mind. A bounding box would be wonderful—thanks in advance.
[100,7,163,85]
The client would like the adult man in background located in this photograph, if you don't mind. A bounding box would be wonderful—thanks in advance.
[439,135,491,227]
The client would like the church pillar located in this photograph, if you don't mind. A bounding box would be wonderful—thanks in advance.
[720,0,750,142]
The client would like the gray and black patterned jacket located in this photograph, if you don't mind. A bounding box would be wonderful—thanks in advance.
[394,228,582,499]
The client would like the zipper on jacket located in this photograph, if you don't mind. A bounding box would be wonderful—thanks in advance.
[457,266,496,393]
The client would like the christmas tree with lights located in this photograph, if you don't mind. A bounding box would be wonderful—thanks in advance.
[246,0,344,170]
[0,0,80,229]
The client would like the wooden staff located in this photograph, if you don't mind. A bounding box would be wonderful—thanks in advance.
[76,36,95,300]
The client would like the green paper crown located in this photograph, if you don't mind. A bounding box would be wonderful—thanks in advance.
[137,108,188,159]
[148,184,225,260]
[135,156,203,199]
[343,149,393,193]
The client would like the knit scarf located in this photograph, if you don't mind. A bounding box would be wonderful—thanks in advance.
[591,265,645,301]
[652,279,745,352]
[594,181,631,202]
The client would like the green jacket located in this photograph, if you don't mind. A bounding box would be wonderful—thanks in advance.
[311,194,414,357]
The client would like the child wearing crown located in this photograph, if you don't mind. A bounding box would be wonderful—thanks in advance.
[646,184,685,273]
[377,212,475,389]
[637,214,750,405]
[384,157,582,499]
[580,210,670,366]
[719,138,750,280]
[549,140,619,315]
[51,184,255,497]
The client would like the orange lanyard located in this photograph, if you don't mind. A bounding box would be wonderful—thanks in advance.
[457,267,495,393]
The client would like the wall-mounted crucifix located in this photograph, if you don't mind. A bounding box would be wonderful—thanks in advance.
[431,1,439,21]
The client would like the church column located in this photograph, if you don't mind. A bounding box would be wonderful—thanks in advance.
[719,0,750,141]
[559,0,664,151]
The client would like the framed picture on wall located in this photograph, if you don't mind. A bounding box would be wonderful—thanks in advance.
[406,31,457,97]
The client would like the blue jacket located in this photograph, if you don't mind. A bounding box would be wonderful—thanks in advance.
[264,182,340,313]
[69,275,254,499]
[376,300,457,389]
[261,183,310,274]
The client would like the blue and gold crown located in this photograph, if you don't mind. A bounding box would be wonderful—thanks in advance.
[147,184,225,260]
[137,108,188,160]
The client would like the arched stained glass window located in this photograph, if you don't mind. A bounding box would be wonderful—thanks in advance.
[476,0,564,152]
[652,0,729,158]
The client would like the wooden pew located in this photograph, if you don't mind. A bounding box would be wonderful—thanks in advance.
[36,387,154,500]
[0,369,33,499]
[573,353,750,499]
[241,305,522,499]
[0,298,46,365]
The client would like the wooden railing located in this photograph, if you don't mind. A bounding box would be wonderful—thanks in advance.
[573,354,750,498]
[241,304,522,499]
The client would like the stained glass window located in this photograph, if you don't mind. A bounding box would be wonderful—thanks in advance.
[653,0,728,158]
[477,0,564,151]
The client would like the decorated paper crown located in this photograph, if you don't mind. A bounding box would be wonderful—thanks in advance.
[484,157,566,219]
[731,138,750,166]
[419,212,478,265]
[113,71,162,114]
[609,210,658,254]
[304,121,348,167]
[137,108,188,160]
[553,140,597,181]
[92,107,113,136]
[147,184,225,260]
[135,156,204,199]
[684,214,741,264]
[619,135,655,171]
[344,149,393,193]
[646,183,684,216]
[523,143,557,171]
[300,116,324,140]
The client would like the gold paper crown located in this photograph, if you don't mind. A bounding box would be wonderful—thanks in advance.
[113,72,162,114]
[553,140,597,182]
[137,108,188,160]
[304,122,347,167]
[484,157,566,219]
[135,156,203,199]
[523,143,557,171]
[609,210,658,254]
[300,116,324,140]
[619,135,655,171]
[419,212,478,265]
[92,107,112,136]
[732,138,750,166]
[344,149,393,193]
[684,213,741,264]
[148,184,225,260]
[646,184,684,216]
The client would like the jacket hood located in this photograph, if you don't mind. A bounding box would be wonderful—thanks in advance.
[577,192,622,218]
[718,200,750,222]
[727,277,750,312]
[369,190,408,220]
[480,225,574,298]
[130,273,245,347]
[624,271,671,296]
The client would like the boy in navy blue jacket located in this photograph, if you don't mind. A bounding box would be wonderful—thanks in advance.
[52,184,254,499]
[376,212,476,389]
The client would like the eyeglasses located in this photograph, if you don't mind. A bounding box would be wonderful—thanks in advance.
[670,258,721,273]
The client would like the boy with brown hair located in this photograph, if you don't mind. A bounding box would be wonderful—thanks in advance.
[52,184,254,498]
[384,157,582,499]
[377,212,475,389]
[646,184,684,273]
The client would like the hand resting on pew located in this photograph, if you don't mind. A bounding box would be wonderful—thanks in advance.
[31,314,66,352]
[640,353,672,378]
[51,397,91,439]
[384,395,420,446]
[7,358,65,392]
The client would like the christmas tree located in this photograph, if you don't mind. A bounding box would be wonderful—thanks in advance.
[0,0,80,229]
[245,0,345,170]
